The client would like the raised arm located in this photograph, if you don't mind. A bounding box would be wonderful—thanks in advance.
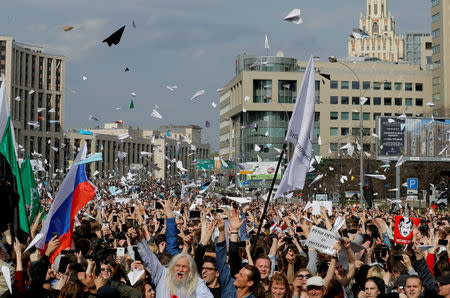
[137,239,167,285]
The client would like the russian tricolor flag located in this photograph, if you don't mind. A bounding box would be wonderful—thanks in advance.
[35,143,96,262]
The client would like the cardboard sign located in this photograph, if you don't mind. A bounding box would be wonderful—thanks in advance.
[306,226,339,256]
[394,216,420,244]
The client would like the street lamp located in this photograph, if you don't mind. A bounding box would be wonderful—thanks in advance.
[329,56,364,206]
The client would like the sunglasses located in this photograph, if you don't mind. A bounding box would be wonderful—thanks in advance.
[297,274,312,279]
[100,268,111,272]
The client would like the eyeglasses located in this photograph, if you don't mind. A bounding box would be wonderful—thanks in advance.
[297,274,312,279]
[202,267,216,271]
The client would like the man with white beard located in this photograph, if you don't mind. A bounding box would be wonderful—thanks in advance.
[138,239,213,297]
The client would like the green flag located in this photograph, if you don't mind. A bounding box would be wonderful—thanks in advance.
[20,156,44,225]
[130,99,134,109]
[0,115,29,234]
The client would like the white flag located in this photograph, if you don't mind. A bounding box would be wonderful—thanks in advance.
[265,34,269,49]
[274,56,315,199]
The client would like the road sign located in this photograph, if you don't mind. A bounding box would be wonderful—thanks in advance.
[407,195,417,202]
[407,178,418,190]
[407,189,418,194]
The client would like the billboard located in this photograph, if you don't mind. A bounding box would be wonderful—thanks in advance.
[376,117,450,162]
[238,162,282,181]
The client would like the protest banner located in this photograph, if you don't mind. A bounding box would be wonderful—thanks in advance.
[394,215,420,244]
[306,225,339,255]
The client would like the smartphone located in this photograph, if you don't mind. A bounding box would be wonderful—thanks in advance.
[215,208,224,213]
[52,232,59,239]
[238,241,246,247]
[130,206,135,213]
[438,239,448,246]
[295,226,302,233]
[348,229,358,234]
[284,236,293,244]
[113,215,118,223]
[157,218,165,225]
[58,255,69,273]
[189,210,201,218]
[102,223,109,228]
[117,247,125,257]
[154,201,163,210]
[394,255,403,261]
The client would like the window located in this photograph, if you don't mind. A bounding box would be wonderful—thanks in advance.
[363,128,371,136]
[432,0,439,7]
[341,96,349,104]
[330,143,338,152]
[384,97,392,105]
[373,97,381,105]
[352,128,360,136]
[405,98,413,106]
[373,112,381,120]
[433,93,440,101]
[384,82,392,90]
[432,12,440,23]
[373,82,381,90]
[341,128,349,136]
[433,45,440,54]
[352,81,360,89]
[415,83,423,92]
[352,97,360,105]
[415,98,423,106]
[433,77,440,86]
[341,81,349,89]
[330,81,338,89]
[394,82,402,91]
[315,112,320,122]
[253,80,272,103]
[330,112,338,120]
[363,112,370,120]
[395,98,402,106]
[330,96,338,104]
[432,28,441,38]
[330,127,339,136]
[405,83,413,91]
[373,22,378,34]
[341,112,349,120]
[363,81,370,89]
[278,80,297,103]
[315,80,320,104]
[352,112,360,120]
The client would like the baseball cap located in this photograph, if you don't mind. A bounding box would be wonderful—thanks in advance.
[307,276,325,288]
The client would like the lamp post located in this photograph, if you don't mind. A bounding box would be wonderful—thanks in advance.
[329,56,364,206]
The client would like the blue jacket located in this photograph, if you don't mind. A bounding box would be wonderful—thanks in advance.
[165,217,179,255]
[215,240,255,298]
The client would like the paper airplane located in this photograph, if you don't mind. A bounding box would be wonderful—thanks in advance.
[395,155,405,167]
[103,25,126,47]
[216,88,225,92]
[284,8,303,24]
[191,90,205,100]
[151,109,162,119]
[360,97,368,105]
[426,101,435,107]
[244,96,250,102]
[62,26,74,31]
[166,85,178,91]
[14,96,21,101]
[211,102,217,108]
[365,174,386,180]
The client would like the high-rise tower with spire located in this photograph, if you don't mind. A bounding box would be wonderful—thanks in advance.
[348,0,405,62]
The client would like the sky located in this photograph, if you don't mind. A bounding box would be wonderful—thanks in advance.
[1,0,431,152]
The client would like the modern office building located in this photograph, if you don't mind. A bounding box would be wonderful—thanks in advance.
[347,0,405,62]
[219,54,431,162]
[430,0,450,116]
[405,33,432,70]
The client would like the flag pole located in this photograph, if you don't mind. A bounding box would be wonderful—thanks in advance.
[251,142,286,257]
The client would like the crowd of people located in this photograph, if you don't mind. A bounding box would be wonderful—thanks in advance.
[0,177,449,298]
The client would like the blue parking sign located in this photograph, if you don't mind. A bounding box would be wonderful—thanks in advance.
[407,178,418,190]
